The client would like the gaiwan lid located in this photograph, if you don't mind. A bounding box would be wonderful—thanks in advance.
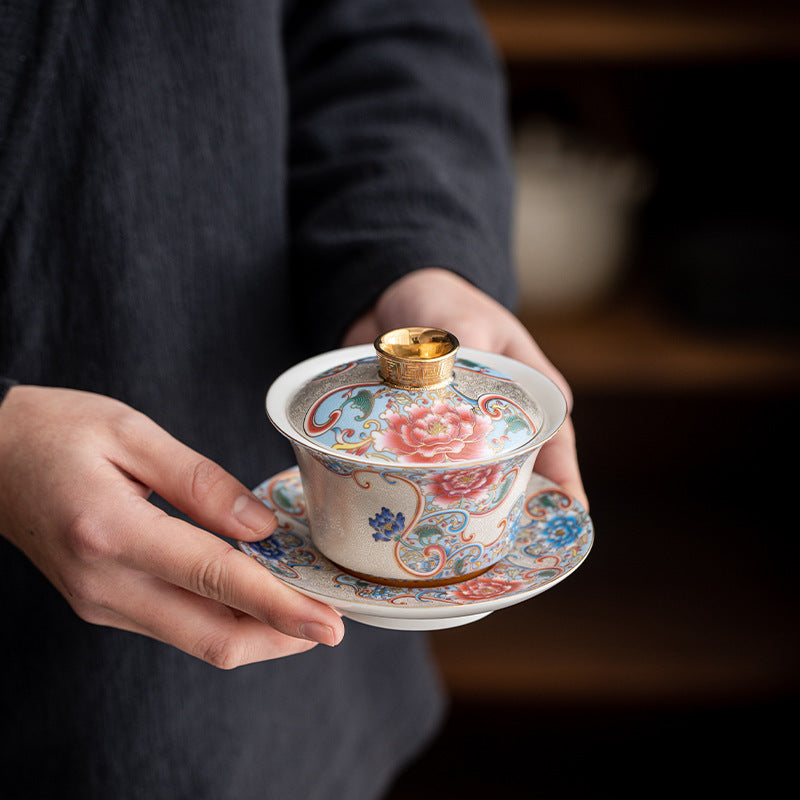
[267,327,567,467]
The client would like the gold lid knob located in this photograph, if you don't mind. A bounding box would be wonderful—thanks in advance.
[375,327,459,389]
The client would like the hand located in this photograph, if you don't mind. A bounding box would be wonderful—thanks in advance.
[0,386,344,668]
[343,268,588,509]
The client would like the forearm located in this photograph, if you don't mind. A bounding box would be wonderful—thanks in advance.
[285,0,516,346]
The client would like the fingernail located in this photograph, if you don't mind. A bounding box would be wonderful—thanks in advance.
[299,622,338,647]
[232,494,276,535]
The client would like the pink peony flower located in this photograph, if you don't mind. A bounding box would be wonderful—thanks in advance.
[453,575,523,602]
[427,464,503,507]
[372,400,491,464]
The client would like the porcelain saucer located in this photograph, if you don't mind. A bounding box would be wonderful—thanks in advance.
[239,467,593,631]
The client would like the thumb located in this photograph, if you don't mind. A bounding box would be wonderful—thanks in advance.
[110,412,277,542]
[342,309,381,347]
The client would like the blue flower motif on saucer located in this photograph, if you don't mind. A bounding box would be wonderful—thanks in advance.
[257,536,285,561]
[541,514,583,548]
[240,467,594,631]
[245,528,316,580]
[369,507,406,542]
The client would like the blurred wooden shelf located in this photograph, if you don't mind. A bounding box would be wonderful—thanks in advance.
[428,370,800,710]
[518,296,800,394]
[429,293,800,709]
[430,595,800,709]
[477,1,800,63]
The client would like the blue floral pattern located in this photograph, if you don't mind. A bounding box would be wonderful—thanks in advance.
[239,468,593,611]
[541,514,583,548]
[369,507,406,542]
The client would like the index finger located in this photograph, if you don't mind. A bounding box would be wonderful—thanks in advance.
[108,492,344,646]
[107,409,279,542]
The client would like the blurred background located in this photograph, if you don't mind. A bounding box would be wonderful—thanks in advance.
[388,1,800,797]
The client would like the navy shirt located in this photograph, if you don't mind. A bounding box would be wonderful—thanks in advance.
[0,1,514,797]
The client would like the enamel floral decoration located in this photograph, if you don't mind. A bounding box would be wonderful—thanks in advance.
[265,327,568,586]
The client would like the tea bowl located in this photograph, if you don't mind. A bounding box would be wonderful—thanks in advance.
[266,327,567,587]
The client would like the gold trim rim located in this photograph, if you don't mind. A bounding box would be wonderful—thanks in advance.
[329,559,495,588]
[266,343,568,470]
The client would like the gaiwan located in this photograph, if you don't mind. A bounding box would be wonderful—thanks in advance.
[266,327,567,586]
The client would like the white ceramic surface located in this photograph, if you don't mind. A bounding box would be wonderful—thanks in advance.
[239,467,593,631]
[265,345,568,585]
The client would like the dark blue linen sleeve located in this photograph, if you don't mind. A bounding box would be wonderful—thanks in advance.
[0,378,17,407]
[284,0,517,348]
